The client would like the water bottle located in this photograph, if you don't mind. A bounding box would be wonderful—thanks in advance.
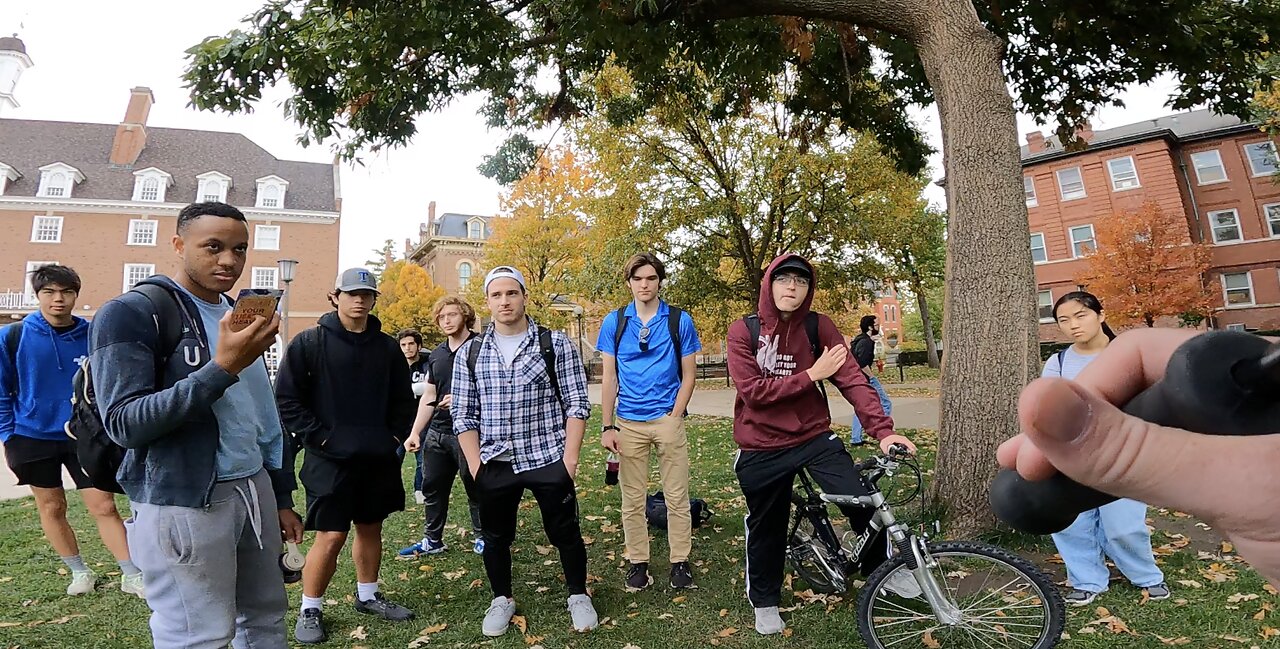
[605,453,620,486]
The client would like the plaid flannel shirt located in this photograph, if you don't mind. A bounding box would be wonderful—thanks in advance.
[451,318,591,473]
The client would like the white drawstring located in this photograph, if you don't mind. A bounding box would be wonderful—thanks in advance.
[234,478,264,551]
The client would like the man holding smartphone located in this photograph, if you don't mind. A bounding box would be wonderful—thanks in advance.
[275,268,417,644]
[90,201,302,649]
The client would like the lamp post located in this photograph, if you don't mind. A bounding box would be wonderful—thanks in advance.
[572,304,586,380]
[277,258,299,349]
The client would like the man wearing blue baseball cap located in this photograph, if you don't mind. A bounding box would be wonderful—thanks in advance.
[452,265,598,637]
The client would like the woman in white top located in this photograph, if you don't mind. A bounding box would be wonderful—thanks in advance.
[1043,291,1169,606]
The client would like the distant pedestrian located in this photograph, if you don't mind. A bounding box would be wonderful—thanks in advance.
[849,315,892,445]
[398,328,430,504]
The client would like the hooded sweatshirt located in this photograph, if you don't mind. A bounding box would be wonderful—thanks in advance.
[0,314,89,442]
[726,254,895,451]
[274,312,415,460]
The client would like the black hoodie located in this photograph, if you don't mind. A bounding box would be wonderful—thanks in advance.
[275,312,415,460]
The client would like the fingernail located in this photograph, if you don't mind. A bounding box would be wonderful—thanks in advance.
[1031,382,1094,444]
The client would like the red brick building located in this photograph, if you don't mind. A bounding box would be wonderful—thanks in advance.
[1023,110,1280,341]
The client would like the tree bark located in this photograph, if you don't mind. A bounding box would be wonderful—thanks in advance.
[912,273,941,369]
[912,2,1041,537]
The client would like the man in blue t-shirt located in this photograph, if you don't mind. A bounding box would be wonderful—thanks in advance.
[597,252,702,592]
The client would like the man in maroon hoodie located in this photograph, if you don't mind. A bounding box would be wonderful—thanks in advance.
[727,254,916,635]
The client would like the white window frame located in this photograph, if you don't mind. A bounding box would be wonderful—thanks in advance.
[255,175,289,209]
[1225,323,1248,332]
[196,171,232,203]
[1265,203,1280,239]
[467,219,484,239]
[1069,224,1096,258]
[1037,290,1054,323]
[127,219,158,246]
[24,261,57,306]
[30,215,63,243]
[1106,156,1141,191]
[122,263,156,294]
[1190,150,1228,185]
[1244,141,1279,177]
[1221,271,1255,308]
[36,162,83,198]
[1029,232,1048,264]
[458,261,474,288]
[0,162,18,196]
[1023,175,1038,207]
[1208,208,1243,244]
[254,225,281,251]
[1055,167,1086,201]
[251,267,279,290]
[131,167,173,203]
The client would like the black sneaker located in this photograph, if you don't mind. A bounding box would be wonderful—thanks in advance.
[354,592,416,621]
[625,562,653,592]
[295,608,327,644]
[670,562,695,589]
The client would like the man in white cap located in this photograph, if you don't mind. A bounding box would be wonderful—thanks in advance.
[275,268,418,644]
[451,265,598,637]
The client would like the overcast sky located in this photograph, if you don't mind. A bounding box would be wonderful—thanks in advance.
[2,1,1189,271]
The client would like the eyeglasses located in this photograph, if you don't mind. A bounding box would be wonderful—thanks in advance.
[773,275,810,287]
[638,326,651,353]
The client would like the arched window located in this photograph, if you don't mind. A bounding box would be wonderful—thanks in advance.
[459,262,473,287]
[468,220,484,239]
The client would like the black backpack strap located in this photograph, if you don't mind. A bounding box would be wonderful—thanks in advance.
[133,284,185,357]
[1055,348,1067,375]
[744,314,761,345]
[612,306,628,356]
[3,321,22,397]
[466,334,483,379]
[804,312,829,398]
[538,326,562,405]
[667,306,683,381]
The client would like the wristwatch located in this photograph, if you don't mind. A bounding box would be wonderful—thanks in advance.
[602,425,620,433]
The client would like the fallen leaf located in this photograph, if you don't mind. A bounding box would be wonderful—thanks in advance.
[718,609,729,618]
[672,596,687,604]
[1156,635,1192,645]
[1263,626,1280,639]
[0,622,21,628]
[922,629,942,648]
[1175,579,1203,589]
[469,578,483,589]
[443,569,466,581]
[535,545,552,556]
[524,634,544,645]
[716,627,738,638]
[422,623,447,634]
[782,628,794,637]
[658,613,674,620]
[512,615,527,634]
[349,626,367,640]
[1222,541,1235,553]
[1227,593,1260,603]
[1266,584,1279,596]
[1218,633,1251,643]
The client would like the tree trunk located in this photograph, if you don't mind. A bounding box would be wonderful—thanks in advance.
[914,2,1041,538]
[913,276,941,369]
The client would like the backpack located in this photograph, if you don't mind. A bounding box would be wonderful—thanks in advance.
[645,491,715,529]
[743,311,827,396]
[611,304,685,381]
[2,317,27,398]
[66,284,184,494]
[466,326,561,404]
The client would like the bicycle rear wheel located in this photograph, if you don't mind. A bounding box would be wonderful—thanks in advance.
[856,540,1064,649]
[787,516,847,595]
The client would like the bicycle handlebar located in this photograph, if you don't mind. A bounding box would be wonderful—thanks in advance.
[990,331,1280,535]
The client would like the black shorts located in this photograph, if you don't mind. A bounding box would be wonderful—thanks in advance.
[300,452,405,532]
[3,435,92,490]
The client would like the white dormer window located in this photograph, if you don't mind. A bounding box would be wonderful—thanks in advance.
[36,163,84,198]
[467,218,484,239]
[255,175,289,209]
[0,162,17,195]
[196,171,232,203]
[131,168,173,203]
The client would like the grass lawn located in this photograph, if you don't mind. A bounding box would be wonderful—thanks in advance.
[0,412,1276,648]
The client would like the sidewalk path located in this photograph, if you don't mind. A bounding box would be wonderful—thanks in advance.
[587,384,940,431]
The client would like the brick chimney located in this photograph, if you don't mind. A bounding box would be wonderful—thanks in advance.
[109,87,154,166]
[1025,130,1046,153]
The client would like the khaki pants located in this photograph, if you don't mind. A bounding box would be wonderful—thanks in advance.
[617,413,691,564]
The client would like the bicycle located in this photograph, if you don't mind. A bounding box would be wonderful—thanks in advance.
[786,445,1065,649]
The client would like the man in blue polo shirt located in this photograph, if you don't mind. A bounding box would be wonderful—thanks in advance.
[597,252,702,591]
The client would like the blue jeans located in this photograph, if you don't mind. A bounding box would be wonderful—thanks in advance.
[850,375,892,444]
[396,443,426,492]
[1051,498,1164,593]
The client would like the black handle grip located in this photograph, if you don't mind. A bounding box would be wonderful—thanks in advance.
[990,332,1280,535]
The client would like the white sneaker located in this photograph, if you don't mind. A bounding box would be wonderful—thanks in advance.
[567,594,598,632]
[413,491,426,505]
[66,571,96,596]
[482,597,516,637]
[882,569,924,599]
[754,606,786,635]
[121,572,145,599]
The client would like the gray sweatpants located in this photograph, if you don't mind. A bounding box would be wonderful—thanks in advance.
[126,469,288,649]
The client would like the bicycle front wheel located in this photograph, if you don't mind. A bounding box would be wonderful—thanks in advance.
[856,540,1064,649]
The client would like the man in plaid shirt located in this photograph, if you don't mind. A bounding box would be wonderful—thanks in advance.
[451,266,598,637]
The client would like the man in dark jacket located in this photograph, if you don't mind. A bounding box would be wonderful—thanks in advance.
[849,315,893,444]
[726,254,916,636]
[90,202,301,649]
[398,328,430,503]
[275,268,417,644]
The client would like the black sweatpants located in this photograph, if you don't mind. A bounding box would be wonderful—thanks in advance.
[475,459,588,599]
[420,430,482,541]
[735,432,874,608]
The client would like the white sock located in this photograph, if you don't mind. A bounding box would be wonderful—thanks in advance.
[357,582,379,602]
[301,595,325,615]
